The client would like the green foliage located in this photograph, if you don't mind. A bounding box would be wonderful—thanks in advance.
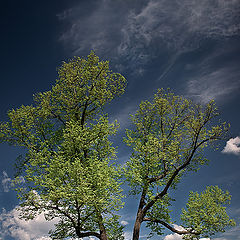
[181,186,236,239]
[0,51,126,239]
[124,89,232,239]
[0,53,235,240]
[124,89,228,194]
[105,215,125,240]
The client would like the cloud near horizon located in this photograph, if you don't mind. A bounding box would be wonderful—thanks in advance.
[222,136,240,155]
[0,207,57,240]
[121,220,129,226]
[1,171,12,192]
[163,224,211,240]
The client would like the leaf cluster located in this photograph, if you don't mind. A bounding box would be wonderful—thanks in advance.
[181,186,236,239]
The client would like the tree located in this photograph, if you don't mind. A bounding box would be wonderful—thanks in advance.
[123,89,235,240]
[0,52,126,240]
[0,53,235,240]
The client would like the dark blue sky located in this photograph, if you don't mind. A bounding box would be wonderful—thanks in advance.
[0,1,240,239]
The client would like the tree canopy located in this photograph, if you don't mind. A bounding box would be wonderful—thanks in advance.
[123,89,235,240]
[0,53,236,240]
[0,52,126,239]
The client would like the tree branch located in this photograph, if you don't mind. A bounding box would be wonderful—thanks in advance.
[143,218,199,235]
[51,205,77,229]
[78,231,101,238]
[50,111,66,126]
[147,170,168,184]
[142,125,204,215]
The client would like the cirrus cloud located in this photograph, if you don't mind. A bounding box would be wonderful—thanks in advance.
[58,0,240,72]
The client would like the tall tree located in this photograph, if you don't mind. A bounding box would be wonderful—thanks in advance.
[124,89,235,240]
[0,52,126,240]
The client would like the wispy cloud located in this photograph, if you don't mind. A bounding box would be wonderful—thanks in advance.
[0,207,57,240]
[110,103,137,130]
[213,226,240,240]
[123,230,132,240]
[1,171,25,193]
[187,65,240,103]
[222,136,240,155]
[212,238,228,240]
[1,171,12,192]
[163,220,240,239]
[58,0,240,74]
[184,39,240,103]
[58,1,129,58]
[164,233,210,240]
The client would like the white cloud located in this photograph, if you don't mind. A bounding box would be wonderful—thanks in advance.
[121,220,129,226]
[0,206,57,240]
[163,225,211,240]
[1,171,12,192]
[164,234,210,240]
[123,230,132,240]
[172,224,186,231]
[163,225,185,240]
[222,136,240,155]
[1,171,25,193]
[164,233,183,240]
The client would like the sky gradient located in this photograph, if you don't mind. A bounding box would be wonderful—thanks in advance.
[0,1,240,239]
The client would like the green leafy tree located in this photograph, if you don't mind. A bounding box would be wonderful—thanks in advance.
[181,186,235,240]
[0,53,235,240]
[0,52,126,240]
[124,89,235,240]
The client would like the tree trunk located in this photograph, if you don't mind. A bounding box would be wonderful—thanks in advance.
[132,184,148,240]
[132,210,143,240]
[96,210,109,240]
[99,220,108,240]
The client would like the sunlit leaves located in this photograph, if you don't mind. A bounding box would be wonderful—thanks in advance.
[124,89,231,238]
[34,51,126,123]
[181,186,236,239]
[124,89,228,195]
[0,52,126,239]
